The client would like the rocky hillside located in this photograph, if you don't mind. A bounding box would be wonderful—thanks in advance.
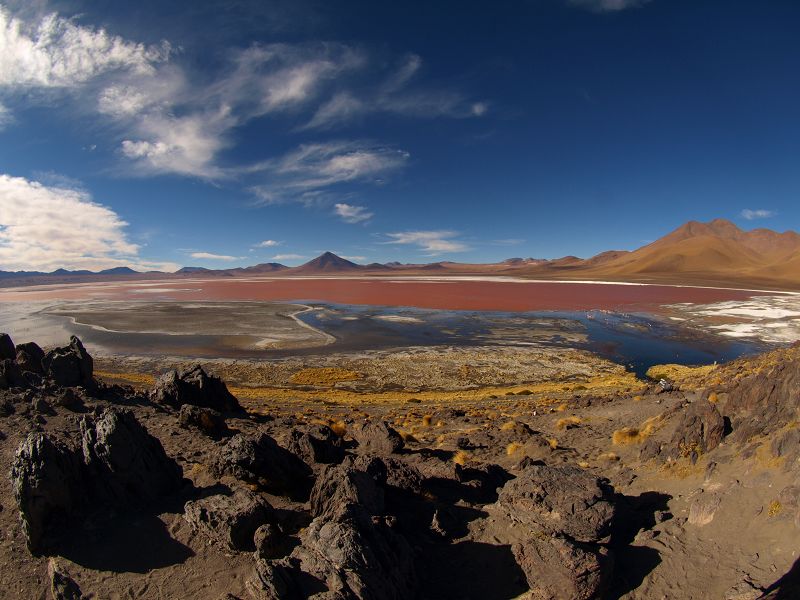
[1,334,799,599]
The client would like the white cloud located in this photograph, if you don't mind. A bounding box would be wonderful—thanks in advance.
[250,141,408,205]
[334,203,373,224]
[0,173,177,271]
[189,252,238,261]
[741,209,776,220]
[0,6,170,88]
[272,253,306,261]
[254,239,281,248]
[120,109,233,178]
[568,0,651,12]
[384,230,469,255]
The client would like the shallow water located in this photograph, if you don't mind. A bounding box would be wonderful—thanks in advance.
[0,300,769,376]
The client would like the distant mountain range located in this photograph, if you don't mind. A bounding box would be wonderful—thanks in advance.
[2,219,799,289]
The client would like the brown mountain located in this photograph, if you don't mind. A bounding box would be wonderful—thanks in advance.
[519,218,800,288]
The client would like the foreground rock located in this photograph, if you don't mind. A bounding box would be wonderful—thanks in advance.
[287,424,344,466]
[81,408,183,506]
[492,464,616,600]
[351,420,404,455]
[11,434,86,554]
[249,456,417,599]
[178,404,228,437]
[212,432,312,499]
[42,336,94,387]
[150,365,241,412]
[184,489,272,552]
[11,407,183,554]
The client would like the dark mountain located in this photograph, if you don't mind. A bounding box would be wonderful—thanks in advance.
[98,267,139,275]
[292,252,361,273]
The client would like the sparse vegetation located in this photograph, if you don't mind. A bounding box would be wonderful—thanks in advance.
[556,415,582,430]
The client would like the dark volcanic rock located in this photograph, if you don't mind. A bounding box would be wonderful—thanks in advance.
[80,408,183,506]
[254,523,284,560]
[10,433,85,555]
[16,341,45,374]
[0,358,24,389]
[212,432,311,499]
[495,464,615,543]
[150,365,241,412]
[351,420,404,455]
[667,400,725,461]
[309,457,386,521]
[512,535,610,600]
[178,404,227,437]
[184,489,272,552]
[249,454,417,599]
[48,559,83,600]
[42,336,93,387]
[287,424,344,465]
[0,332,15,361]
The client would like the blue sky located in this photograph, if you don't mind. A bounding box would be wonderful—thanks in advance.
[0,0,798,271]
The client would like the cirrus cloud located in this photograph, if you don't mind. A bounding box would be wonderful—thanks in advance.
[384,230,469,255]
[741,209,776,221]
[189,251,239,261]
[334,203,373,224]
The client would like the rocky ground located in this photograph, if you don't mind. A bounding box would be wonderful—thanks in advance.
[0,332,799,599]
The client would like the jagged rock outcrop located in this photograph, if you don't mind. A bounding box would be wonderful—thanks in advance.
[184,489,272,551]
[178,404,227,438]
[0,358,24,389]
[10,407,183,555]
[150,365,241,412]
[16,342,45,375]
[287,424,344,466]
[351,420,404,454]
[80,408,183,506]
[512,535,610,600]
[10,433,86,555]
[0,333,16,361]
[42,336,94,387]
[248,455,417,599]
[212,432,311,499]
[495,464,615,542]
[492,464,616,600]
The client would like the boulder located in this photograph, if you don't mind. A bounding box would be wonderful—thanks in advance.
[512,535,610,600]
[0,358,24,389]
[351,420,404,455]
[16,341,45,374]
[287,424,344,465]
[178,404,227,437]
[150,365,241,412]
[309,457,386,521]
[184,489,272,552]
[254,523,284,560]
[495,464,615,543]
[42,336,93,387]
[0,332,15,360]
[666,400,725,461]
[48,559,83,600]
[80,408,183,506]
[212,432,311,499]
[10,433,86,555]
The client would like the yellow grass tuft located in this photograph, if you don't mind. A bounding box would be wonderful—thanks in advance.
[330,421,347,437]
[612,414,664,446]
[453,450,470,465]
[556,403,567,412]
[398,430,418,443]
[768,500,782,517]
[507,442,523,456]
[599,452,619,462]
[707,392,718,404]
[578,461,590,468]
[421,415,432,427]
[548,438,559,450]
[556,416,582,431]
